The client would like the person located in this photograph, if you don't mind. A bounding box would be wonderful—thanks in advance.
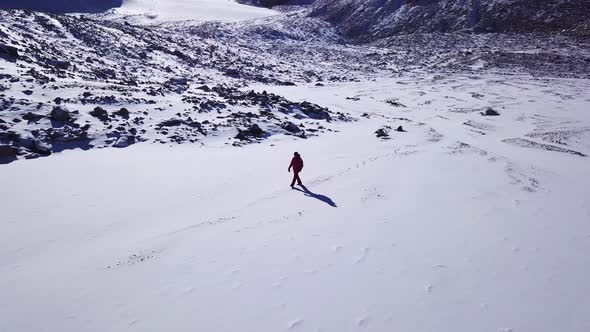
[288,152,304,188]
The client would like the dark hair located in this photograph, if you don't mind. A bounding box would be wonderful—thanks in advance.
[294,152,300,156]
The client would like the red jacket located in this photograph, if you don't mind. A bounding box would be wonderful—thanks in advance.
[290,156,304,172]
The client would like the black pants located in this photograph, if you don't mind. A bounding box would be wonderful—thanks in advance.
[291,171,302,187]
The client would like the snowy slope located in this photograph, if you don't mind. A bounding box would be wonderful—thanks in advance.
[113,0,277,22]
[1,75,590,331]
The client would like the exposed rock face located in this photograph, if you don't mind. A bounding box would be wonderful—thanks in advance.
[310,0,590,40]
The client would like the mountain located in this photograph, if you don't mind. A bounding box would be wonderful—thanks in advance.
[0,0,123,13]
[309,0,590,40]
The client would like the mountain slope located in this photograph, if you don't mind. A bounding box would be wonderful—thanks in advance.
[310,0,590,40]
[0,0,123,13]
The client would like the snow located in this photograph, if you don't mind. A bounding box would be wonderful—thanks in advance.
[113,0,277,22]
[2,75,590,331]
[1,1,590,331]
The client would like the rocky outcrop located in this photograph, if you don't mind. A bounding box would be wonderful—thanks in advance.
[310,0,590,40]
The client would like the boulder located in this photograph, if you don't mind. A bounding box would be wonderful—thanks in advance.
[32,140,52,156]
[48,59,71,70]
[113,135,136,148]
[113,107,130,119]
[236,124,266,140]
[481,107,500,116]
[395,125,405,132]
[22,112,44,123]
[0,44,19,61]
[281,121,301,133]
[167,77,188,85]
[0,145,18,163]
[375,127,390,139]
[90,107,109,122]
[159,119,183,127]
[49,106,71,122]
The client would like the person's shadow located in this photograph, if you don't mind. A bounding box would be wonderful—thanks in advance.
[294,185,337,207]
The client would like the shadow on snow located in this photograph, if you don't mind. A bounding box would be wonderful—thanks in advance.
[294,184,337,208]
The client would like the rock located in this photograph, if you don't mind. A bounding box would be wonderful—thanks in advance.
[32,140,52,156]
[299,101,332,121]
[22,90,33,96]
[481,107,500,116]
[22,112,44,123]
[395,125,405,132]
[315,82,324,86]
[197,85,211,92]
[281,121,301,133]
[47,59,71,70]
[248,124,264,137]
[375,127,390,139]
[113,135,136,148]
[0,44,19,61]
[167,77,188,85]
[50,106,71,122]
[159,119,183,127]
[0,145,18,163]
[113,107,130,119]
[90,107,109,122]
[236,124,266,140]
[386,99,406,107]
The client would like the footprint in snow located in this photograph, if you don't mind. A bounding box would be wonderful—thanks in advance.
[287,318,303,329]
[356,315,370,328]
[354,247,370,264]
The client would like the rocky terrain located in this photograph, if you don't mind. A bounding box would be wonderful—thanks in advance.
[310,0,590,39]
[1,3,589,165]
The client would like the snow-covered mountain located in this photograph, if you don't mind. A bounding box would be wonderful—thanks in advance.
[310,0,590,40]
[0,0,123,13]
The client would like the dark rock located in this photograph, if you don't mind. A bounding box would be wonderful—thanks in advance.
[22,112,44,123]
[90,107,109,122]
[48,59,71,70]
[375,127,391,139]
[159,119,183,127]
[0,44,19,62]
[32,140,51,156]
[281,121,301,133]
[113,107,130,119]
[49,106,71,122]
[395,125,406,132]
[167,77,188,85]
[386,99,406,107]
[481,107,500,116]
[22,90,33,96]
[114,135,136,148]
[0,145,18,163]
[236,124,266,140]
